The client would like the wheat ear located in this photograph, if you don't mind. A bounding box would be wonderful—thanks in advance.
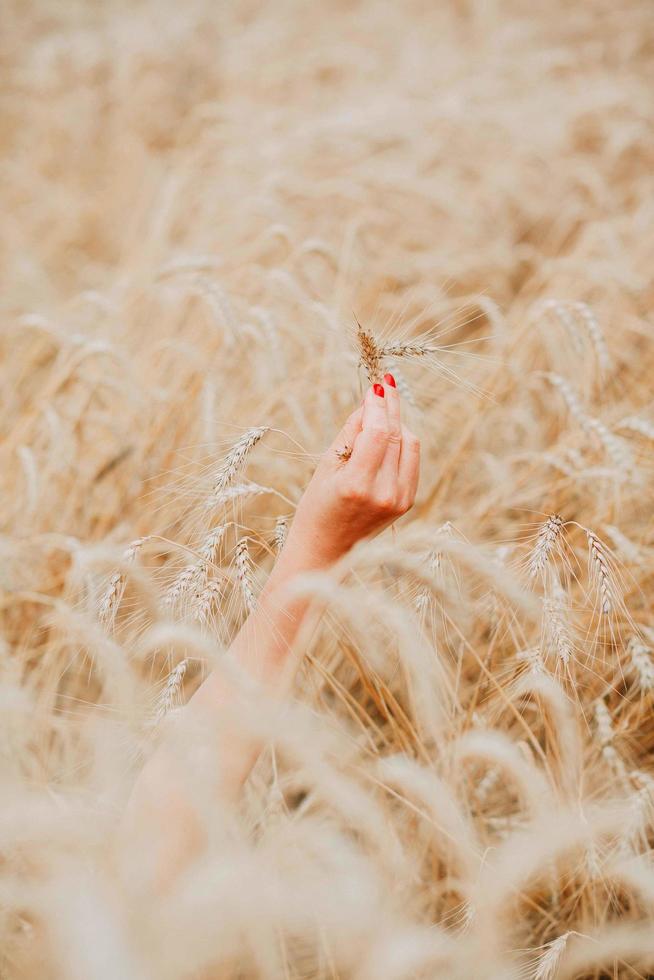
[165,524,227,609]
[273,516,288,554]
[235,537,256,613]
[528,515,564,580]
[206,427,269,507]
[193,579,224,627]
[593,696,625,775]
[546,373,631,472]
[154,659,188,723]
[98,536,150,626]
[543,577,573,666]
[355,317,382,384]
[533,932,571,980]
[616,416,654,442]
[627,637,654,692]
[379,341,439,358]
[585,529,615,615]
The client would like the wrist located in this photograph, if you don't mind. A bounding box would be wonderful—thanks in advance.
[269,518,348,585]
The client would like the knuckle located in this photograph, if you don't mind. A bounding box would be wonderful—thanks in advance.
[340,479,368,505]
[368,424,389,444]
[374,492,399,515]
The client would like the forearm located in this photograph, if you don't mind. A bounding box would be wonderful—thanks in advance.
[120,523,337,890]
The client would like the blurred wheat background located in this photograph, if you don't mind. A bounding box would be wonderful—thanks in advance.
[1,1,654,977]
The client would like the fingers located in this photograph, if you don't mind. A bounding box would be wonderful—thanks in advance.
[378,373,402,485]
[397,423,421,510]
[350,383,389,474]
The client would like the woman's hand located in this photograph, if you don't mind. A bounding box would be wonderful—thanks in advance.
[285,373,421,569]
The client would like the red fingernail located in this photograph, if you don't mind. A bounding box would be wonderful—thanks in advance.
[373,383,385,398]
[383,373,396,388]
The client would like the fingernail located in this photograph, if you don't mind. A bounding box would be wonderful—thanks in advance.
[373,383,385,398]
[383,373,396,388]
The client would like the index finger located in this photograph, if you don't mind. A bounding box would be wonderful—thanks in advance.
[350,383,389,474]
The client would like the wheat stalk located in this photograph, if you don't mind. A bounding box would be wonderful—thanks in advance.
[627,637,654,692]
[98,536,150,627]
[533,932,571,980]
[572,301,611,376]
[546,374,632,472]
[415,522,452,611]
[585,529,615,616]
[528,515,564,580]
[378,341,439,358]
[165,524,227,610]
[193,578,224,626]
[154,659,188,723]
[210,482,275,504]
[273,515,288,554]
[206,427,269,507]
[355,317,382,384]
[617,416,654,442]
[594,696,625,775]
[517,645,546,674]
[543,577,573,666]
[235,537,256,613]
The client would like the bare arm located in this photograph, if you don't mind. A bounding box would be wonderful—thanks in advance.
[119,376,420,890]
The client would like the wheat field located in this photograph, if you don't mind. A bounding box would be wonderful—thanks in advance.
[1,1,654,977]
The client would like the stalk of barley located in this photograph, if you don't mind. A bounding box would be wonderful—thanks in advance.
[585,529,615,615]
[627,637,654,692]
[546,373,631,472]
[415,549,438,612]
[355,317,382,384]
[534,932,571,980]
[154,659,188,723]
[273,515,288,554]
[384,361,418,409]
[602,524,640,564]
[164,563,200,609]
[210,482,275,505]
[165,524,227,610]
[415,522,452,611]
[379,342,439,358]
[235,538,256,613]
[197,523,227,566]
[98,536,150,626]
[537,299,584,353]
[528,515,564,580]
[206,427,269,507]
[474,764,501,805]
[616,416,654,442]
[616,771,654,856]
[193,579,224,626]
[572,301,610,376]
[594,696,625,774]
[516,646,545,674]
[583,416,632,472]
[543,577,573,666]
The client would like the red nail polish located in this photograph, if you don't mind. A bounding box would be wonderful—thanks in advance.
[373,383,385,398]
[383,373,396,388]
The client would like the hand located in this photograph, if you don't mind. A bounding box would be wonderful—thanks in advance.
[284,373,421,570]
